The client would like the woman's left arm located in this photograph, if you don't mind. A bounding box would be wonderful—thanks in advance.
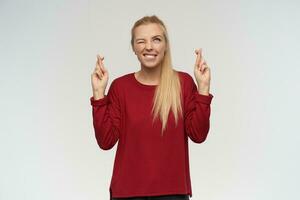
[184,48,213,143]
[184,76,213,143]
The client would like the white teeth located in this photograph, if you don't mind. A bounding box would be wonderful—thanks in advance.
[144,54,156,58]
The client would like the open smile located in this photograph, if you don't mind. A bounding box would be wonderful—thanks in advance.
[143,53,157,60]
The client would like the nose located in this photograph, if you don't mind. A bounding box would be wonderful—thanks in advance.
[145,41,153,50]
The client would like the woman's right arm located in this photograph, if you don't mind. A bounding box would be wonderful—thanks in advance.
[90,54,121,150]
[90,80,121,150]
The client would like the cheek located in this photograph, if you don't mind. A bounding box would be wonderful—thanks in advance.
[157,44,166,53]
[158,47,166,56]
[133,45,143,53]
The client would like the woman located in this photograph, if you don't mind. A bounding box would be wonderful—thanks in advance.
[90,15,213,200]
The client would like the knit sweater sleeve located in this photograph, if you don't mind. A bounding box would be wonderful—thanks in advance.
[90,80,121,150]
[184,75,213,143]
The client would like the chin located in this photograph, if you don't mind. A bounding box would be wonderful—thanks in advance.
[142,63,161,69]
[141,60,163,68]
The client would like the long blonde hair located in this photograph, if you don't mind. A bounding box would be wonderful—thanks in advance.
[130,15,183,135]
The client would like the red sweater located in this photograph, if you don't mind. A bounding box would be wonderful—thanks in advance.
[90,71,213,200]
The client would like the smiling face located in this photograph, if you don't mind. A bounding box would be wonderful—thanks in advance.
[132,23,167,69]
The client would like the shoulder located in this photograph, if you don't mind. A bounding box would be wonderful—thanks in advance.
[175,70,195,88]
[108,72,133,92]
[111,73,132,84]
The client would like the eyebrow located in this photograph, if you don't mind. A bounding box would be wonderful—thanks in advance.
[135,35,163,41]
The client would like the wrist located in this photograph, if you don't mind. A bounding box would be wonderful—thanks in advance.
[198,90,209,96]
[93,90,105,100]
[197,85,210,96]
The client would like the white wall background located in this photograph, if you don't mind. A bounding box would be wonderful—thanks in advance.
[1,0,299,199]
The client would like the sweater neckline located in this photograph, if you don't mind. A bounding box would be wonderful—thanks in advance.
[131,72,158,89]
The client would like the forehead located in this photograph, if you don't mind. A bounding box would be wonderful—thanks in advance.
[134,23,164,38]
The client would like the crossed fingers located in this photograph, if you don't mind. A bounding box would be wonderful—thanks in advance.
[194,48,208,72]
[94,54,105,79]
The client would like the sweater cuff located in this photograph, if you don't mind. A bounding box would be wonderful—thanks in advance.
[90,96,108,106]
[195,92,213,105]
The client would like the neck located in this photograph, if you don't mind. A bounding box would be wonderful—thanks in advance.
[136,65,161,85]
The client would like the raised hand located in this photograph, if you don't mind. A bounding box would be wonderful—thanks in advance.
[194,48,211,95]
[91,54,109,99]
